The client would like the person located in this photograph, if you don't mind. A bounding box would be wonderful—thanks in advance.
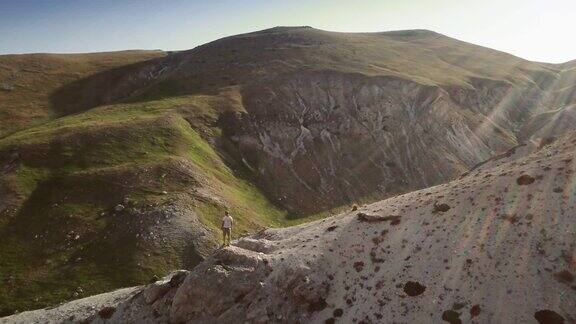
[221,210,234,246]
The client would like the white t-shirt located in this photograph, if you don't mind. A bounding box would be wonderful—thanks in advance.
[222,215,233,228]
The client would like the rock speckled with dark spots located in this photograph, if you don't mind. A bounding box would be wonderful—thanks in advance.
[403,281,426,296]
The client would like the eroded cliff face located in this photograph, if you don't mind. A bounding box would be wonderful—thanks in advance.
[221,72,532,214]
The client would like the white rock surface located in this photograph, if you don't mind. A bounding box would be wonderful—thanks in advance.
[0,287,139,324]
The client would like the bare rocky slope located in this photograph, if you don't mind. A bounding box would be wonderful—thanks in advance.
[2,26,576,314]
[5,126,576,324]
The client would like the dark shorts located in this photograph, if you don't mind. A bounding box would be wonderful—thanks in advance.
[223,228,231,235]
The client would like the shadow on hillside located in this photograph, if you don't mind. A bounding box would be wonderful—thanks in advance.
[48,57,164,116]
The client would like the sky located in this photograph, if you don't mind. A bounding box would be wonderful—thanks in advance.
[0,0,575,63]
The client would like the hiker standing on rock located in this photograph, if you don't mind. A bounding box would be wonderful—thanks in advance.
[221,210,234,246]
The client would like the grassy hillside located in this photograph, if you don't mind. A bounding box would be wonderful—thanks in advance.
[0,94,319,314]
[138,27,560,96]
[0,51,164,137]
[30,28,565,118]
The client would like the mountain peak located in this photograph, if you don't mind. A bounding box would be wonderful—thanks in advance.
[250,26,315,34]
[379,29,443,37]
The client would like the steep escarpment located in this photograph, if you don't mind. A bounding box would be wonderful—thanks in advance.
[8,128,576,324]
[223,72,514,214]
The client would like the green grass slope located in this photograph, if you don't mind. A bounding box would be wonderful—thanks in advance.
[0,94,312,314]
[0,51,164,137]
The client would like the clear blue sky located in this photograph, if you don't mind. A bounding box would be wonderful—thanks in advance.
[1,0,575,63]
